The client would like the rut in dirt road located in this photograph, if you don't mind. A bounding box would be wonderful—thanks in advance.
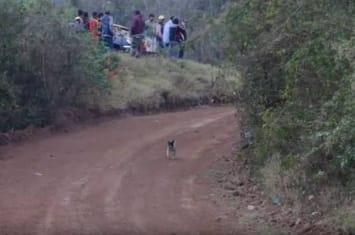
[0,107,239,235]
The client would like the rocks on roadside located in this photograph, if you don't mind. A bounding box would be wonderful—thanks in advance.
[217,178,226,183]
[223,182,237,191]
[232,190,241,197]
[34,172,44,176]
[298,223,313,234]
[215,215,228,223]
[296,218,302,225]
[311,211,321,217]
[290,218,302,228]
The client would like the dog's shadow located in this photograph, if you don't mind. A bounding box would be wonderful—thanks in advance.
[166,157,182,162]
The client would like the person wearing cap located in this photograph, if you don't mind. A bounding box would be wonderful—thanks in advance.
[144,14,157,53]
[71,9,86,31]
[156,15,165,50]
[75,9,84,24]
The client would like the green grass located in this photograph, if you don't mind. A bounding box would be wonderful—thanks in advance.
[99,54,241,112]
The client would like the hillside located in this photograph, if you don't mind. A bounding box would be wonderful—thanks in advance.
[99,54,240,113]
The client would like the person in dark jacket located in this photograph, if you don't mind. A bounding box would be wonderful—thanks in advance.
[83,11,90,30]
[97,12,104,38]
[177,21,187,58]
[168,18,179,59]
[130,10,145,57]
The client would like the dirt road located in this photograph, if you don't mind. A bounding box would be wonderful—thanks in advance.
[0,107,238,235]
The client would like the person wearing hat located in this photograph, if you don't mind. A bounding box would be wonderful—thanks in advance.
[71,9,86,31]
[75,9,84,24]
[156,15,165,50]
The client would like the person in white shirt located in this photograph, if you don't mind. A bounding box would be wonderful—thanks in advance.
[163,16,174,47]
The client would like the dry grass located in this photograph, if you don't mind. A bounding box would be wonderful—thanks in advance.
[99,54,241,112]
[260,155,303,213]
[260,156,355,233]
[327,201,355,233]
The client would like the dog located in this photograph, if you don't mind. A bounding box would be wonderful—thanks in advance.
[166,140,176,160]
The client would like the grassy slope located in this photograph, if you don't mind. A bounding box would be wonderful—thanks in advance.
[99,54,241,112]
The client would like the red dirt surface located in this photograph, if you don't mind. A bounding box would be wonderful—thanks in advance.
[0,107,242,235]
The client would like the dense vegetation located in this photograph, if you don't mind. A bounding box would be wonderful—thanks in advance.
[224,0,355,222]
[0,0,111,132]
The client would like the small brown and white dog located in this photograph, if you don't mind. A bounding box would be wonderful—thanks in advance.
[166,140,176,160]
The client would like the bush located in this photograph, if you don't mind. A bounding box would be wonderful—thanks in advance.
[225,0,355,208]
[0,0,109,132]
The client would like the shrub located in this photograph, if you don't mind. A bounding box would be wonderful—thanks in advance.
[225,0,355,208]
[0,0,109,131]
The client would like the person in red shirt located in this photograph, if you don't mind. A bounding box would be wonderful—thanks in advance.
[89,12,100,39]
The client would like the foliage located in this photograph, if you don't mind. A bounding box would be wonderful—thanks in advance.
[225,0,355,206]
[0,0,110,132]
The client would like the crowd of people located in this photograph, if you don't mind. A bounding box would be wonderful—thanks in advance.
[72,9,187,59]
[73,10,113,48]
[131,11,187,58]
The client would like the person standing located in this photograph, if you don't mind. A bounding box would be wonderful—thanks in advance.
[75,9,84,24]
[144,14,157,53]
[156,15,165,50]
[72,9,85,31]
[97,12,104,38]
[168,18,179,59]
[163,16,174,47]
[89,12,100,39]
[83,12,90,30]
[130,10,145,58]
[101,11,114,49]
[177,21,187,58]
